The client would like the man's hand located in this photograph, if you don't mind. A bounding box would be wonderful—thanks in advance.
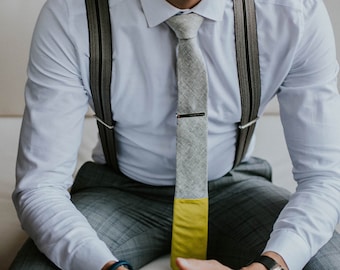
[101,261,130,270]
[175,258,233,270]
[175,257,283,270]
[102,261,116,270]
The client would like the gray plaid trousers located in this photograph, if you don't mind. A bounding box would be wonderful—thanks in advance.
[10,157,340,269]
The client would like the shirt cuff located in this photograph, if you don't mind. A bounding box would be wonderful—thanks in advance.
[263,230,311,270]
[71,239,118,270]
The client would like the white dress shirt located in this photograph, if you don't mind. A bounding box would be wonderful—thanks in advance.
[14,0,340,269]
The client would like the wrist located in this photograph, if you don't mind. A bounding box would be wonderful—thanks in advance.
[102,261,116,270]
[262,251,288,269]
[103,260,133,270]
[241,263,267,270]
[241,252,288,270]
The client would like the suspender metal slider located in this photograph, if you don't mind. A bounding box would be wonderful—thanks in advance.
[238,117,259,130]
[94,115,115,129]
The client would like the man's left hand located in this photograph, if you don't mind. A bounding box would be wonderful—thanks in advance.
[175,258,233,270]
[175,257,269,270]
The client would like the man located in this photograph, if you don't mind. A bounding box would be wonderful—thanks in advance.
[11,0,340,269]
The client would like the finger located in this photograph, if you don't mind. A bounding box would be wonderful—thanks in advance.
[176,258,233,270]
[176,258,191,270]
[176,258,213,270]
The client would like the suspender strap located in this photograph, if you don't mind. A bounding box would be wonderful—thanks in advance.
[233,0,261,167]
[85,0,120,173]
[85,0,261,171]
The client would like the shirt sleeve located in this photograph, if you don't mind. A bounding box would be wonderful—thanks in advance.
[263,1,340,269]
[13,0,117,269]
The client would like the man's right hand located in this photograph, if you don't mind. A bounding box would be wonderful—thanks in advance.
[102,260,116,270]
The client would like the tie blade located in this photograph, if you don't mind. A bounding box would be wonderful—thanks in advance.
[171,198,209,270]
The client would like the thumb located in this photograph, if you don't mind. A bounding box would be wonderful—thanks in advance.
[175,258,232,270]
[176,258,191,270]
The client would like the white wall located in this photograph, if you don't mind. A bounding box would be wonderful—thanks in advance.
[325,0,340,51]
[0,0,46,116]
[0,0,339,116]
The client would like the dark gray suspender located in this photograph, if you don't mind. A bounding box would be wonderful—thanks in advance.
[85,0,119,172]
[233,0,261,166]
[85,0,261,172]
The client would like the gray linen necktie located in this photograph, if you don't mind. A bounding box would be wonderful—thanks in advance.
[166,13,208,269]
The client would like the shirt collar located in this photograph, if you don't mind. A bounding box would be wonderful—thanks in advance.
[140,0,227,27]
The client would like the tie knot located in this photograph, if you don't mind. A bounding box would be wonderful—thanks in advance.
[166,13,204,40]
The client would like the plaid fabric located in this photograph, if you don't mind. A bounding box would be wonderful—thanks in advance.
[10,157,340,269]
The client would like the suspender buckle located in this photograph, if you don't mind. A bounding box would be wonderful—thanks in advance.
[94,115,115,130]
[238,117,259,130]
